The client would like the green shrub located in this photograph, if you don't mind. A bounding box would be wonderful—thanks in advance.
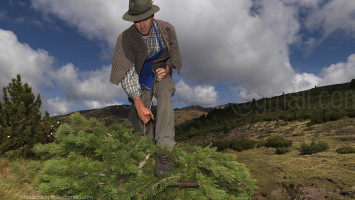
[230,138,256,152]
[213,138,256,152]
[256,140,266,148]
[299,140,329,155]
[265,135,293,148]
[213,139,231,151]
[275,147,291,154]
[336,146,355,154]
[347,108,355,118]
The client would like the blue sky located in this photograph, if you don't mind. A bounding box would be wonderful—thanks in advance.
[0,0,355,115]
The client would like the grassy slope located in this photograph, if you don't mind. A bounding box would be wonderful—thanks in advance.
[184,118,355,199]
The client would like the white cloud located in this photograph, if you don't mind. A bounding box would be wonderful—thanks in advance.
[47,96,74,116]
[0,28,54,95]
[305,0,355,38]
[293,72,321,91]
[50,63,126,112]
[319,54,355,86]
[83,100,122,109]
[0,28,126,115]
[231,86,261,103]
[175,80,217,107]
[29,0,355,106]
[45,63,126,114]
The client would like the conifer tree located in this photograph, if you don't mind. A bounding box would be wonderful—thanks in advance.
[0,74,43,157]
[351,79,355,89]
[32,113,255,199]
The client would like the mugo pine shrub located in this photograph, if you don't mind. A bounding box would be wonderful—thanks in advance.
[336,146,355,154]
[32,113,255,199]
[213,138,256,152]
[275,147,291,155]
[264,135,293,148]
[299,140,329,155]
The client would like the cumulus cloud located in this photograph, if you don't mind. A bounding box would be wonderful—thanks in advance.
[0,28,54,95]
[0,28,125,115]
[47,96,75,115]
[52,64,125,101]
[230,86,262,103]
[28,0,355,108]
[319,54,355,86]
[49,63,126,112]
[175,80,217,107]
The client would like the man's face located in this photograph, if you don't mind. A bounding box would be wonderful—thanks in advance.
[134,16,153,36]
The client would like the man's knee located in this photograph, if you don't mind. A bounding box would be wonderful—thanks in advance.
[155,87,174,100]
[155,77,175,99]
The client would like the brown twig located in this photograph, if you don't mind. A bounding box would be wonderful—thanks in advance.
[174,181,200,188]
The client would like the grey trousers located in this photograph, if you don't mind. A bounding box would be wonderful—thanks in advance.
[128,75,176,149]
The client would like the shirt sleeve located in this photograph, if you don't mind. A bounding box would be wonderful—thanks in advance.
[121,64,141,98]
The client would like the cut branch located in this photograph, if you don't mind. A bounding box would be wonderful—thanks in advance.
[138,154,150,170]
[174,181,200,188]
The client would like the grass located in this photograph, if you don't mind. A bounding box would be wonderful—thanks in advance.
[0,157,41,200]
[183,117,355,199]
[228,145,354,199]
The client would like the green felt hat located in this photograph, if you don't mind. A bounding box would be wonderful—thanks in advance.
[122,0,160,22]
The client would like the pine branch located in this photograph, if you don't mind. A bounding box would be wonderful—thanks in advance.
[141,176,180,197]
[141,176,200,197]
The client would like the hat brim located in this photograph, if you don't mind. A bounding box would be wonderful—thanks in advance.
[122,5,160,22]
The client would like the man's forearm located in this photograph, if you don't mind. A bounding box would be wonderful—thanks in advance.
[133,96,144,108]
[133,96,154,124]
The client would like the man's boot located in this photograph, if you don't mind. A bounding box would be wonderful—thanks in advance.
[154,154,172,176]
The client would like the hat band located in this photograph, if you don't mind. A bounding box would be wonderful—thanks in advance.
[128,6,152,16]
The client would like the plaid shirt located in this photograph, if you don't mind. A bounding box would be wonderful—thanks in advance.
[121,20,170,98]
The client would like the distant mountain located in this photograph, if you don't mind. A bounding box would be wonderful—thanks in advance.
[56,104,210,128]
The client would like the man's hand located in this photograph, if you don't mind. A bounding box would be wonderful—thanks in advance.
[133,97,154,124]
[156,64,171,81]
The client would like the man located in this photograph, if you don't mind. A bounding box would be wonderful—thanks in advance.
[110,0,182,176]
